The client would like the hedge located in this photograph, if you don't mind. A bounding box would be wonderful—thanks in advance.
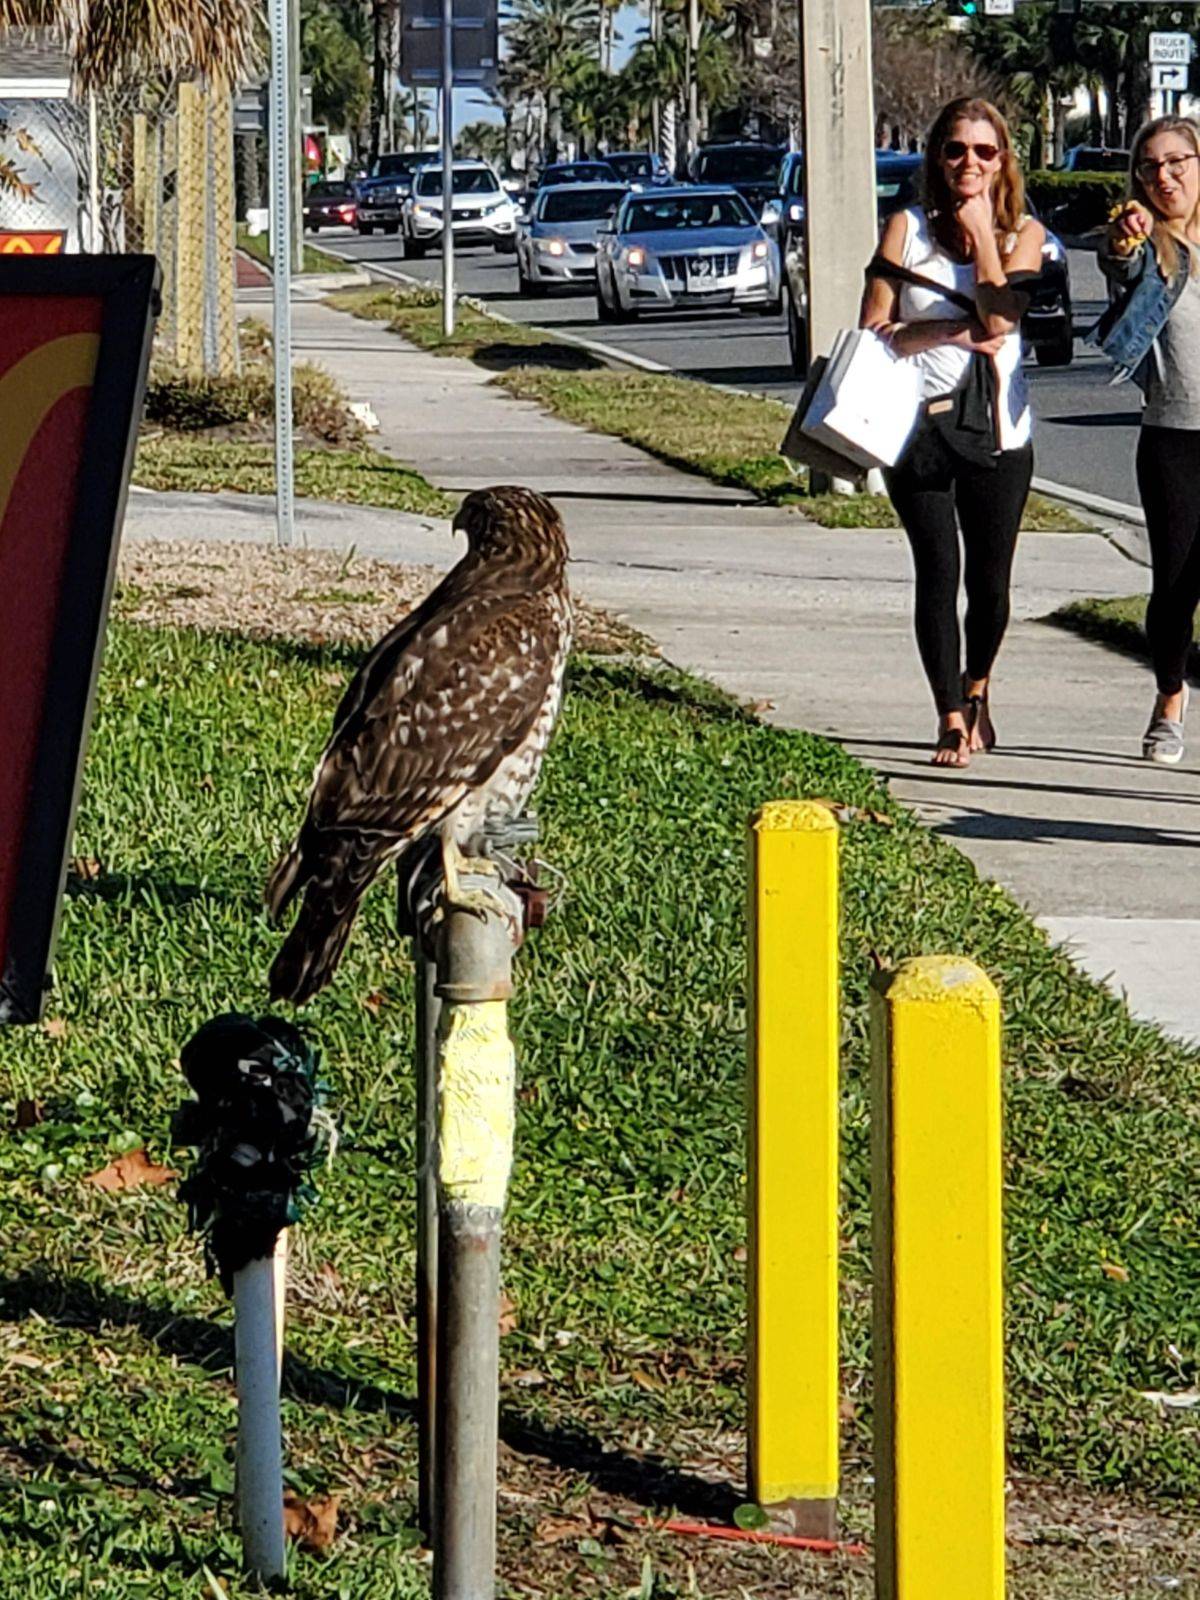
[1025,169,1126,234]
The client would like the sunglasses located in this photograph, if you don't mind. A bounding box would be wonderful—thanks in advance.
[943,140,1000,163]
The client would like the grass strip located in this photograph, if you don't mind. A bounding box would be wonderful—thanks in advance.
[325,285,1086,533]
[237,224,347,278]
[1045,593,1199,677]
[133,438,454,519]
[0,623,1196,1597]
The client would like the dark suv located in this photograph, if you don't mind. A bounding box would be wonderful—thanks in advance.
[687,142,785,221]
[355,150,440,234]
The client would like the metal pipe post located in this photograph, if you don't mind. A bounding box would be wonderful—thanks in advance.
[233,1232,288,1580]
[432,867,521,1600]
[415,946,442,1542]
[440,0,455,337]
[268,0,296,546]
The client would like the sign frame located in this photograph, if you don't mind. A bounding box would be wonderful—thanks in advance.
[0,253,158,1023]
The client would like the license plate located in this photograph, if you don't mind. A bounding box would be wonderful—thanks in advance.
[687,259,720,291]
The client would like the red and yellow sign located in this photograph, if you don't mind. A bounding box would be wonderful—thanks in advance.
[0,297,101,980]
[0,231,66,255]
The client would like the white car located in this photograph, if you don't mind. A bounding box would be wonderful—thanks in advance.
[401,160,518,257]
[595,186,782,321]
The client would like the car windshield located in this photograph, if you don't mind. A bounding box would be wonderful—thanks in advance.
[606,154,654,178]
[543,163,617,185]
[310,183,354,199]
[415,168,500,196]
[540,187,626,222]
[695,148,781,183]
[1068,148,1128,172]
[624,193,754,232]
[785,157,921,213]
[372,153,426,178]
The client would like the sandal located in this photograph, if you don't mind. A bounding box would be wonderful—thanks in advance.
[964,679,997,754]
[932,725,970,768]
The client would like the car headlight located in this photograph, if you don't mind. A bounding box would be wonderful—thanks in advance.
[751,239,770,261]
[788,201,804,223]
[537,237,566,256]
[626,245,646,268]
[761,202,780,225]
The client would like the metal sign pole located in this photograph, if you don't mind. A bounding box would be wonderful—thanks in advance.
[441,0,455,337]
[269,0,296,547]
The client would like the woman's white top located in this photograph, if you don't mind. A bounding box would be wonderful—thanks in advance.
[896,206,1032,451]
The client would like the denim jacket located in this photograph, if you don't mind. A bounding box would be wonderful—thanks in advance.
[1087,234,1186,391]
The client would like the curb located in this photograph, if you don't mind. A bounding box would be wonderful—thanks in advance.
[1031,475,1148,567]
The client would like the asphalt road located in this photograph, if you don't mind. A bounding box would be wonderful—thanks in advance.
[318,227,1141,508]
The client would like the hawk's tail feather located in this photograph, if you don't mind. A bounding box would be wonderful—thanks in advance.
[265,838,305,926]
[268,883,366,1005]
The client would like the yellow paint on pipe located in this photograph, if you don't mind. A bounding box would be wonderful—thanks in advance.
[871,955,1005,1600]
[437,1000,516,1210]
[747,800,839,1510]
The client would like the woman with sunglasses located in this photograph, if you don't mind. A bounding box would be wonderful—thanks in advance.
[1096,118,1200,764]
[861,98,1044,767]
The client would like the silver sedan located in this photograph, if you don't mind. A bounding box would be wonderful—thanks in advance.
[516,183,628,295]
[595,186,782,322]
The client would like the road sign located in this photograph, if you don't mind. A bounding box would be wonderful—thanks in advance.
[984,0,1014,15]
[401,0,497,86]
[1149,31,1190,66]
[1152,62,1189,91]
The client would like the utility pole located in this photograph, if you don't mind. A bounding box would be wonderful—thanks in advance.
[441,0,455,336]
[799,0,876,372]
[686,0,700,162]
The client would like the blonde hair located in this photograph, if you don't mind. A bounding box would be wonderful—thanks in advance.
[1129,116,1200,282]
[923,98,1025,261]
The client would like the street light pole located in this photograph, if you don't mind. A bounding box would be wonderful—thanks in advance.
[268,0,295,547]
[441,0,455,338]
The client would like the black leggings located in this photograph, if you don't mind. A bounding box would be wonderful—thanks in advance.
[885,429,1034,716]
[1137,425,1200,696]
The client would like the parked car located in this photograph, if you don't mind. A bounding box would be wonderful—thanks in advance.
[687,141,786,221]
[536,160,621,188]
[1058,145,1129,173]
[602,151,673,188]
[782,151,1073,372]
[594,186,781,322]
[400,160,518,256]
[355,149,440,234]
[303,180,357,232]
[516,182,627,294]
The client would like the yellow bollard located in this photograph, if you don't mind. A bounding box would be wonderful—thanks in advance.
[746,800,839,1538]
[871,956,1005,1600]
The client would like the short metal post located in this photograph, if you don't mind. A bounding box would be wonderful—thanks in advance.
[415,946,442,1543]
[431,862,523,1600]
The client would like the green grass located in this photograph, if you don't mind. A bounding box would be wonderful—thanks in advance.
[0,619,1197,1595]
[325,286,1087,533]
[237,224,347,278]
[1046,594,1200,677]
[133,438,455,518]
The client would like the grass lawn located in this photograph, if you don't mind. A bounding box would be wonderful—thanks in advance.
[1045,594,1200,685]
[237,224,348,278]
[0,609,1197,1596]
[325,285,1086,535]
[133,439,454,519]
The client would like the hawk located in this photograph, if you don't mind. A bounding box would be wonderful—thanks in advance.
[266,485,572,1004]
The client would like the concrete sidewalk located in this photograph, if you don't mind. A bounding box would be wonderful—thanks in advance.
[129,292,1200,1044]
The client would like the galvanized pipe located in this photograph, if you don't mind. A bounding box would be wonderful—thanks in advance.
[415,947,441,1542]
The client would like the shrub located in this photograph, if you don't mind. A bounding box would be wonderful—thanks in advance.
[144,361,363,445]
[1026,170,1126,234]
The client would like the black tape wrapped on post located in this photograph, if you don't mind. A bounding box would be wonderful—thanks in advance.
[174,1013,331,1292]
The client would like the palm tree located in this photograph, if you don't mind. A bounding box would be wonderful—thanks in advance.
[0,0,259,87]
[503,0,596,160]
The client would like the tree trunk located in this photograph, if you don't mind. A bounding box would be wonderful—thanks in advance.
[370,0,387,165]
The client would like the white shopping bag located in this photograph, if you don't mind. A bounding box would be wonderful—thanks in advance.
[800,328,923,471]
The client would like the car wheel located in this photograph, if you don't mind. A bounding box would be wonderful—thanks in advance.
[787,291,808,378]
[403,235,426,259]
[595,267,616,322]
[357,222,374,236]
[494,238,517,254]
[307,222,319,233]
[756,295,783,317]
[1034,328,1074,367]
[383,222,400,235]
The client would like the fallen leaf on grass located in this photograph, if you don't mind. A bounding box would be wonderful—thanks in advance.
[507,1368,547,1388]
[535,1514,593,1545]
[731,1245,748,1264]
[86,1149,179,1191]
[1139,1388,1200,1412]
[1102,1261,1130,1282]
[284,1490,340,1553]
[69,857,103,881]
[362,990,387,1016]
[14,1099,44,1129]
[41,1018,68,1040]
[498,1291,518,1336]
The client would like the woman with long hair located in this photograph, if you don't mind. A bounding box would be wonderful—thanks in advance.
[1097,117,1200,764]
[860,97,1044,767]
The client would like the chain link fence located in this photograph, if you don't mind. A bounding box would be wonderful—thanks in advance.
[1,75,241,375]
